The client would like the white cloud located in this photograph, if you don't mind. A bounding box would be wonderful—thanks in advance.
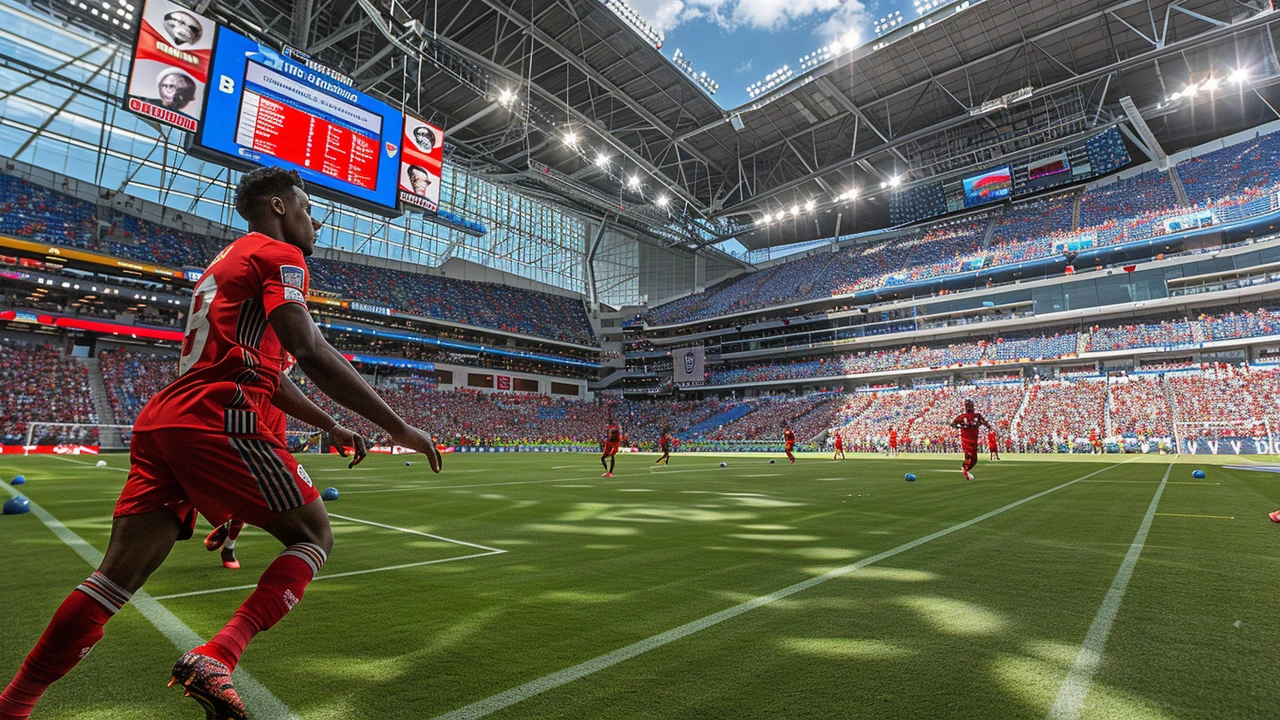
[628,0,867,40]
[735,59,753,73]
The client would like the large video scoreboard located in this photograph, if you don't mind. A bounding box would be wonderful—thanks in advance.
[124,0,445,217]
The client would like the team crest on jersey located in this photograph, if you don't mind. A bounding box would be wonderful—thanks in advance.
[283,287,305,303]
[684,353,694,374]
[296,465,313,488]
[280,265,305,289]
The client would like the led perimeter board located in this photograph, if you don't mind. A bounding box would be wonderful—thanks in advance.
[193,27,404,214]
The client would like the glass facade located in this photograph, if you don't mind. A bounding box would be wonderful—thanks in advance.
[0,0,589,292]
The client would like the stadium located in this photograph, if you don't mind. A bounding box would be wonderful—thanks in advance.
[3,0,1280,715]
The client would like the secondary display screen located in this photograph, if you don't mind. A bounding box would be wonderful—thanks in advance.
[398,115,444,212]
[962,166,1012,208]
[194,27,404,213]
[124,0,216,133]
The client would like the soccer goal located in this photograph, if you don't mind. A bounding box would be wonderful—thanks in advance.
[285,429,325,453]
[1173,420,1279,456]
[23,422,134,450]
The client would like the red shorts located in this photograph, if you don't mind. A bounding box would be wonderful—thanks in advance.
[988,443,998,452]
[785,443,795,452]
[603,442,620,456]
[115,429,319,540]
[889,441,897,449]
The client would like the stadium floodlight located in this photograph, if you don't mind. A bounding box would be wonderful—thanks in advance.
[804,199,816,212]
[563,131,578,147]
[1202,76,1220,92]
[1230,68,1249,85]
[889,175,902,187]
[594,152,610,169]
[790,205,800,216]
[497,88,515,106]
[656,194,670,207]
[627,174,641,190]
[1184,82,1199,97]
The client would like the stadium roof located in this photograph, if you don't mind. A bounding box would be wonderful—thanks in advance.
[37,0,1280,251]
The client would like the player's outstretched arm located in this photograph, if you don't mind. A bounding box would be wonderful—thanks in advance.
[269,303,441,472]
[271,374,368,468]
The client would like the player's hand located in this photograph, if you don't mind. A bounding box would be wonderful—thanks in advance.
[392,427,443,473]
[330,425,368,468]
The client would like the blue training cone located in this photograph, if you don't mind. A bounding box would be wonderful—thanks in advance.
[11,475,25,486]
[321,487,340,501]
[3,496,31,514]
[905,473,917,482]
[1192,469,1206,479]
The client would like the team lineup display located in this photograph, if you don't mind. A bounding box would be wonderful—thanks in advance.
[191,26,404,212]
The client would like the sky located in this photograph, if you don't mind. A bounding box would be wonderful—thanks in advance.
[627,0,912,109]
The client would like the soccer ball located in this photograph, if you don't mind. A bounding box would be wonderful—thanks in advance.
[321,487,340,501]
[405,461,412,466]
[719,462,727,468]
[2,496,30,514]
[1192,469,1206,479]
[905,473,917,482]
[769,459,776,465]
[95,460,107,468]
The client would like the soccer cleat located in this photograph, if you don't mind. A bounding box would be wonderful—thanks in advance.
[169,651,246,720]
[204,523,228,552]
[221,551,241,570]
[1269,510,1280,523]
[964,471,974,481]
[602,472,613,478]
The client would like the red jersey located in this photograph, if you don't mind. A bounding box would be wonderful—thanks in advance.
[833,434,843,450]
[606,423,621,443]
[888,430,898,447]
[784,429,796,445]
[953,412,986,447]
[135,233,310,436]
[987,430,998,450]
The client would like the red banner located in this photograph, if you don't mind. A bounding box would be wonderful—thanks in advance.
[0,445,100,455]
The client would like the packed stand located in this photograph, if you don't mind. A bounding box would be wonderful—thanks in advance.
[307,259,596,346]
[1014,380,1108,452]
[1078,168,1179,229]
[0,339,97,444]
[1166,366,1280,447]
[1087,319,1195,352]
[1177,131,1280,206]
[698,393,845,447]
[1109,376,1173,439]
[907,383,1025,452]
[97,348,178,424]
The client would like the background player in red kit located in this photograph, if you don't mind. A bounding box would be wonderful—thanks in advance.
[832,430,845,460]
[783,424,797,464]
[601,415,622,477]
[0,168,441,720]
[952,399,993,481]
[655,427,672,466]
[987,428,1001,462]
[888,426,899,456]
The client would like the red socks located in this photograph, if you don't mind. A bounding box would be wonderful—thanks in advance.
[0,572,131,720]
[197,543,326,672]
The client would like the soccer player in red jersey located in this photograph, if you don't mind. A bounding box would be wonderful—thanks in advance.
[205,371,368,570]
[987,428,1001,462]
[888,426,899,457]
[783,424,797,464]
[952,399,993,481]
[0,168,440,720]
[602,415,622,476]
[655,427,672,466]
[832,430,845,460]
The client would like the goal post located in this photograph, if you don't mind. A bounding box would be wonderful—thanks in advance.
[23,422,133,449]
[1173,420,1278,456]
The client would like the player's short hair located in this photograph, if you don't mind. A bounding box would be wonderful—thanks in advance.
[235,167,305,224]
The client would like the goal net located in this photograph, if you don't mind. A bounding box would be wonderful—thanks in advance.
[23,423,134,450]
[1173,420,1278,456]
[285,429,325,453]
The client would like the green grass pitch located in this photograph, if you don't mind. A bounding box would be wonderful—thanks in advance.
[2,451,1279,719]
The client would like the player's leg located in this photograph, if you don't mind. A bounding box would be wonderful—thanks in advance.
[601,450,608,470]
[221,519,245,570]
[0,510,181,719]
[607,449,616,475]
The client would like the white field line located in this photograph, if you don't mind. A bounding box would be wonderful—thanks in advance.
[1047,462,1171,720]
[1,481,299,720]
[428,459,1138,720]
[340,466,719,494]
[149,513,505,601]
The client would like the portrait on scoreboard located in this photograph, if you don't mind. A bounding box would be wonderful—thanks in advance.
[124,0,215,132]
[398,115,444,212]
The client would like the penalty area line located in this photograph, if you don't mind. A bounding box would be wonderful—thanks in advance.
[1047,461,1172,720]
[428,459,1137,720]
[1,482,299,720]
